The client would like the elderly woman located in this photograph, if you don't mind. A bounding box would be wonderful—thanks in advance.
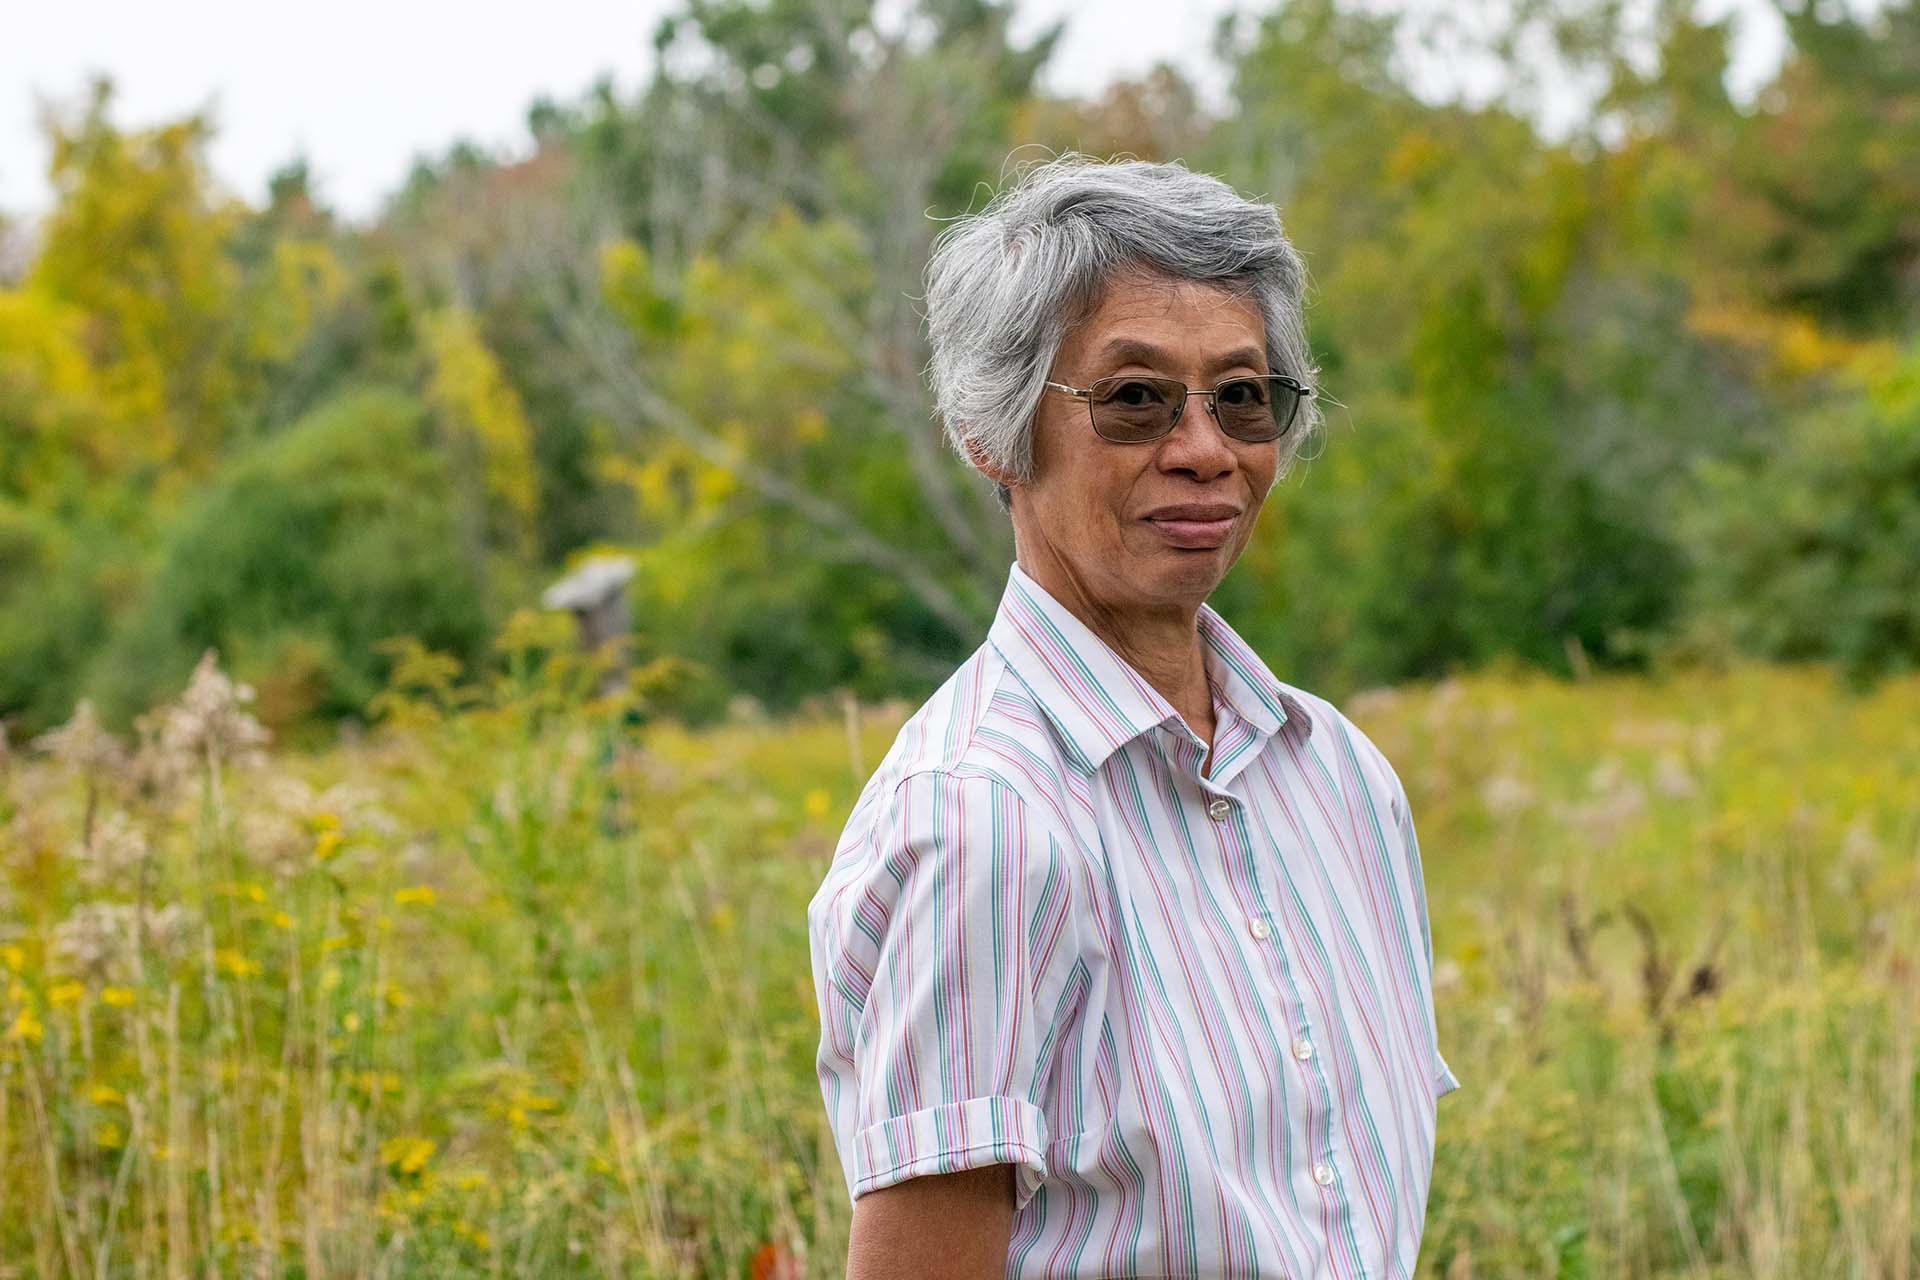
[808,154,1459,1279]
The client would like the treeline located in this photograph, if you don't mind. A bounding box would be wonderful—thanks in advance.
[2,0,1917,740]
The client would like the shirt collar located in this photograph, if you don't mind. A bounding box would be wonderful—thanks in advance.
[985,558,1312,775]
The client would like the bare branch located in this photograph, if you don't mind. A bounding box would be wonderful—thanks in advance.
[497,195,987,642]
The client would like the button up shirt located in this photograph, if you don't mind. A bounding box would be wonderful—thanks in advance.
[808,558,1460,1279]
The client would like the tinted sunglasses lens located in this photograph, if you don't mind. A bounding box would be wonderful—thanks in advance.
[1214,377,1291,442]
[1089,377,1182,442]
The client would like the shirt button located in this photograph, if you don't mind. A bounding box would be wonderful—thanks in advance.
[1248,916,1272,940]
[1206,797,1232,821]
[1292,1037,1315,1061]
[1312,1161,1335,1186]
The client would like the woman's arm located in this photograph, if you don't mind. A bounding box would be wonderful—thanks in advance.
[845,1164,1014,1280]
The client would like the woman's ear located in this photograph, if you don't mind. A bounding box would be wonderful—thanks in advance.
[964,436,1015,490]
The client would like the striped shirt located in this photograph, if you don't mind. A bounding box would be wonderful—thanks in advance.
[808,558,1460,1278]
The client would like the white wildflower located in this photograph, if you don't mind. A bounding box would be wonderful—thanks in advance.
[1345,686,1401,723]
[1481,773,1536,819]
[1653,750,1697,799]
[1424,677,1469,731]
[30,699,126,774]
[235,773,397,880]
[126,707,183,794]
[72,809,150,889]
[159,650,271,771]
[1553,755,1649,846]
[50,901,198,985]
[237,806,309,881]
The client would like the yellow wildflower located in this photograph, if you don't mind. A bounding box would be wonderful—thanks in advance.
[392,884,436,907]
[100,986,136,1007]
[804,788,832,819]
[88,1083,124,1106]
[6,1008,43,1044]
[507,1085,557,1130]
[94,1120,124,1149]
[271,911,293,930]
[0,944,25,971]
[215,949,261,981]
[48,980,85,1006]
[353,1069,401,1096]
[379,1135,435,1175]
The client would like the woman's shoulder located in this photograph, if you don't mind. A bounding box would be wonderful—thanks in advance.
[1276,680,1411,820]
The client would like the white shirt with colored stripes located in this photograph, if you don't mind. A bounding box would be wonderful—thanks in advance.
[809,557,1460,1278]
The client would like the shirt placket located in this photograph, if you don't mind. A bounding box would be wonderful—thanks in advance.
[1183,712,1358,1246]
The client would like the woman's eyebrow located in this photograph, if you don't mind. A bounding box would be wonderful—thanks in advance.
[1208,346,1269,374]
[1094,337,1173,368]
[1093,337,1268,375]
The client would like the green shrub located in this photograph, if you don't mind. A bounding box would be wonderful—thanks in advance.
[0,502,116,733]
[1678,345,1920,686]
[88,384,493,729]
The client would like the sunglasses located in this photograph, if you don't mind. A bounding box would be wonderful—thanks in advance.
[1044,373,1314,445]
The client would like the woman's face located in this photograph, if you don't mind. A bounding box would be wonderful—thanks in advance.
[1009,271,1280,615]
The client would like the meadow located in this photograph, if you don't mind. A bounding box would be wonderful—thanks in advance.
[7,0,1920,1273]
[2,627,1916,1278]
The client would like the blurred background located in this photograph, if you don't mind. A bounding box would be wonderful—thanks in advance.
[1,0,1916,1274]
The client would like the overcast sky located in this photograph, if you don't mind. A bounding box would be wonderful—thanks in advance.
[2,0,1792,229]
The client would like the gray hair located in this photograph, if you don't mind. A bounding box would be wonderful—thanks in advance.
[924,153,1321,515]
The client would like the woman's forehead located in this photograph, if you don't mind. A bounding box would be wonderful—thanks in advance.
[1063,276,1267,366]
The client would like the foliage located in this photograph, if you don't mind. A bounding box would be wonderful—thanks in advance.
[1677,341,1920,686]
[85,386,494,732]
[1,0,1917,732]
[422,304,540,552]
[0,504,119,731]
[26,77,243,492]
[0,289,116,503]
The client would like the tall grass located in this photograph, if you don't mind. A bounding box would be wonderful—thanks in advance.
[1,625,1915,1277]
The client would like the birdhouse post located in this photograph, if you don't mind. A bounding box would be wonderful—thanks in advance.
[541,554,637,694]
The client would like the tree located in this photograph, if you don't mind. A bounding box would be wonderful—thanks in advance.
[28,76,243,492]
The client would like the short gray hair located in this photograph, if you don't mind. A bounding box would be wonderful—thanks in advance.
[923,153,1321,515]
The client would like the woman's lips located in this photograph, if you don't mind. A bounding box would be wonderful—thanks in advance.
[1144,515,1235,547]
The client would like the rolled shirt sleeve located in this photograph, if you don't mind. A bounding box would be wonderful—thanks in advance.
[808,767,1081,1209]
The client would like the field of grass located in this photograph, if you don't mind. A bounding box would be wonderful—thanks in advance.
[2,625,1916,1277]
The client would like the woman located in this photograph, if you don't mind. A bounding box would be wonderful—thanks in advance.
[808,153,1460,1279]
